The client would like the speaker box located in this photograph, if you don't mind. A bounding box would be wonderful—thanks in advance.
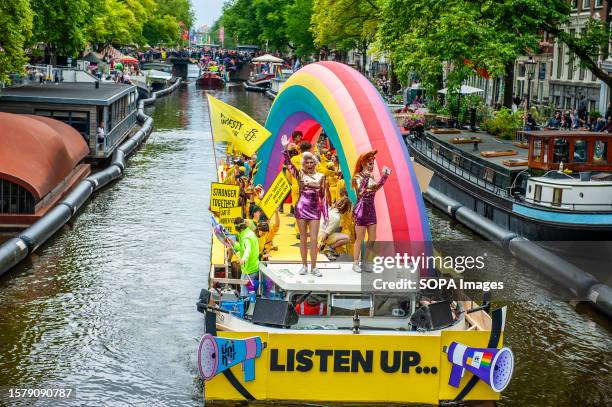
[410,300,454,330]
[252,298,299,327]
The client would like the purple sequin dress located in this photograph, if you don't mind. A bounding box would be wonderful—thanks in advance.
[284,150,327,221]
[353,171,389,226]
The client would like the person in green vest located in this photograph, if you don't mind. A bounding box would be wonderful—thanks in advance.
[233,217,260,296]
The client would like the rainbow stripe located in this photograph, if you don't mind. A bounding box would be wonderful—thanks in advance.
[255,62,431,256]
[481,352,493,367]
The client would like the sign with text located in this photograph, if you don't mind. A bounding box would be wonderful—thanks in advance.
[203,330,501,403]
[210,182,240,212]
[259,173,291,218]
[219,206,242,234]
[207,95,271,156]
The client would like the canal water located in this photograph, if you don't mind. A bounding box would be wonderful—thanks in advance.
[0,82,610,406]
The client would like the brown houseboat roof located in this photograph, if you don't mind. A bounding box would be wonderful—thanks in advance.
[0,112,89,200]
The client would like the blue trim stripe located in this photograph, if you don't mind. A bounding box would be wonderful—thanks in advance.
[513,203,612,225]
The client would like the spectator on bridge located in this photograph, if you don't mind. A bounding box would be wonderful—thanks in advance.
[545,112,562,129]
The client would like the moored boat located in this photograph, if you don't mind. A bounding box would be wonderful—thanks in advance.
[406,129,612,241]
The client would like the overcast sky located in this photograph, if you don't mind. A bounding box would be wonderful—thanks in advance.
[193,0,224,28]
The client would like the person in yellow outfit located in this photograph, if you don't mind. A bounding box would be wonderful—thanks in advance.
[256,209,280,260]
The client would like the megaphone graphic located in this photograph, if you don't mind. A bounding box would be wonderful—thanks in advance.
[445,342,514,393]
[198,334,265,382]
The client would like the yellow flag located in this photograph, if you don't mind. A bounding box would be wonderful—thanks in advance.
[207,95,272,157]
[259,172,291,218]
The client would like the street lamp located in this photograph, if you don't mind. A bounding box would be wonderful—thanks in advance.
[523,56,537,110]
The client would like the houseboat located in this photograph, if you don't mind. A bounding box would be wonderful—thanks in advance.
[406,129,612,241]
[0,112,90,229]
[0,82,138,160]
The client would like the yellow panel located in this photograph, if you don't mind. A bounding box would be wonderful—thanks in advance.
[437,330,503,401]
[266,333,441,404]
[204,331,270,401]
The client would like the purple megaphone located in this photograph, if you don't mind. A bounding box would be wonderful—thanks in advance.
[198,334,265,382]
[445,341,514,393]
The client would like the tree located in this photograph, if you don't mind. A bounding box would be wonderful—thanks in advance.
[0,0,33,83]
[311,0,379,71]
[254,0,290,51]
[284,0,316,57]
[30,0,89,62]
[143,0,193,46]
[221,0,262,47]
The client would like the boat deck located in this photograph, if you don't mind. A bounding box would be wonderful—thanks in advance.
[211,204,328,266]
[427,130,529,174]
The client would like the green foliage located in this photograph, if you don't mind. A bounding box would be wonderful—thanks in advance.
[481,107,521,140]
[31,0,90,57]
[0,0,33,83]
[311,0,378,51]
[284,0,316,56]
[589,111,601,119]
[221,0,263,46]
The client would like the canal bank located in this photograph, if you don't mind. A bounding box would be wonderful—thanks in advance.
[0,79,182,276]
[0,84,610,406]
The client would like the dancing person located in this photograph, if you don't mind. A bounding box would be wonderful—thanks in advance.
[351,151,392,273]
[281,134,328,277]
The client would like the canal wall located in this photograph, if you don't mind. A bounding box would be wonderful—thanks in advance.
[0,79,182,276]
[424,186,612,318]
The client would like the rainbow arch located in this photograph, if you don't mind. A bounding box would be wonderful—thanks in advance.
[255,61,431,248]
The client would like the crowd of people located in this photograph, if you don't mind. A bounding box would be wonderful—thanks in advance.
[216,130,391,291]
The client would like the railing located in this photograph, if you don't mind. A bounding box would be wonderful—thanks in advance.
[407,134,512,199]
[97,110,137,156]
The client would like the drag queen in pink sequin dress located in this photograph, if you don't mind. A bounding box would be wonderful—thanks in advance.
[281,135,328,277]
[351,150,391,273]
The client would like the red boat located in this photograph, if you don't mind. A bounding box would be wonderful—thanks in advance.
[196,71,225,89]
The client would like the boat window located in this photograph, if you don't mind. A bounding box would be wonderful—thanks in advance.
[452,153,460,165]
[331,294,372,317]
[552,188,563,206]
[483,167,494,183]
[553,138,569,163]
[532,138,541,162]
[573,140,587,163]
[543,141,548,163]
[593,140,608,163]
[261,274,285,300]
[373,295,410,318]
[534,184,542,202]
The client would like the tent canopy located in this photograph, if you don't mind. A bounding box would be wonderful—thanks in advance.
[438,85,484,95]
[251,54,284,64]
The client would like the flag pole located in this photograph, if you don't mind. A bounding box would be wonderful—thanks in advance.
[206,94,220,170]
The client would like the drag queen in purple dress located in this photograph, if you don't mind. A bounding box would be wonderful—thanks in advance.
[352,150,391,272]
[281,135,328,277]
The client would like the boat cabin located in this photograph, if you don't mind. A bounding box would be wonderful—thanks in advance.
[524,131,612,172]
[0,82,138,159]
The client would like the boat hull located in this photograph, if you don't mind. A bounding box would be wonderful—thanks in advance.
[202,311,503,404]
[243,80,270,92]
[195,76,224,89]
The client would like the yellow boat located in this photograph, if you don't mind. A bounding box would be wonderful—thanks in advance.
[196,61,514,405]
